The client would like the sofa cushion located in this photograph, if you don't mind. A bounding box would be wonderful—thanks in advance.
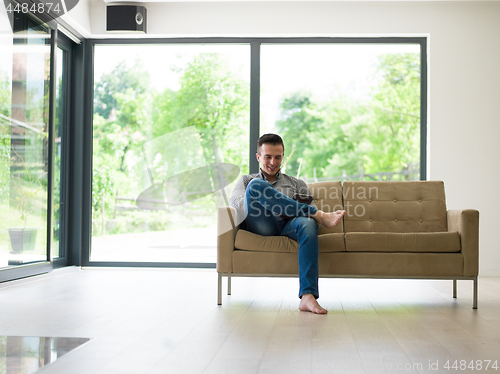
[345,232,461,253]
[308,181,344,234]
[343,181,448,233]
[234,229,345,253]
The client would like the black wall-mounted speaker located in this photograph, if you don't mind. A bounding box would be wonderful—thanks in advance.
[106,5,147,33]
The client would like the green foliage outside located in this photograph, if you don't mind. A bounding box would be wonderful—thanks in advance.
[151,54,249,167]
[53,76,63,228]
[92,51,420,236]
[0,71,10,117]
[0,50,421,245]
[10,152,46,229]
[0,131,9,203]
[0,70,11,204]
[92,54,250,235]
[0,62,49,255]
[278,53,420,181]
[0,71,12,254]
[94,59,151,120]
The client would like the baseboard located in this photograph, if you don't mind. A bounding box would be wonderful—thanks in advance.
[0,265,81,289]
[479,269,500,276]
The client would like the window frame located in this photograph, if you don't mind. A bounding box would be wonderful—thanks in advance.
[52,32,75,269]
[81,36,427,269]
[0,10,56,281]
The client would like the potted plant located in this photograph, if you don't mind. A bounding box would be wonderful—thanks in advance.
[7,153,45,254]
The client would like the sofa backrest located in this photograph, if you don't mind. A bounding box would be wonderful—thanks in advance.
[308,181,344,234]
[343,181,448,233]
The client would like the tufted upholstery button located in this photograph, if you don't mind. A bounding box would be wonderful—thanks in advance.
[393,199,397,202]
[419,219,423,223]
[369,218,373,222]
[368,199,372,202]
[418,199,422,203]
[394,219,398,222]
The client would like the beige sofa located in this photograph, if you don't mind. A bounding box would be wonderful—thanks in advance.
[217,181,479,308]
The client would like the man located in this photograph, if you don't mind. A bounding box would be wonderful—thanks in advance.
[229,134,345,314]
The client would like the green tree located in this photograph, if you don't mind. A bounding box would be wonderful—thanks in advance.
[274,52,420,181]
[364,53,420,179]
[274,92,321,178]
[310,94,369,179]
[92,53,250,231]
[275,90,368,179]
[152,54,249,168]
[92,93,149,221]
[91,164,113,222]
[94,59,150,120]
[92,60,151,216]
[0,71,11,202]
[0,70,11,117]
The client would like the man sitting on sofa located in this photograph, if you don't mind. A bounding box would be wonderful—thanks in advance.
[229,133,345,314]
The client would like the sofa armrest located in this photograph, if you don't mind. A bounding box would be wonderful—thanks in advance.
[447,209,479,276]
[217,206,239,273]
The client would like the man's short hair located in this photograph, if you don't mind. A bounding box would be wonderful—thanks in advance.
[257,133,285,154]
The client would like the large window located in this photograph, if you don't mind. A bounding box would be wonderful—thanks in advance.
[261,43,421,182]
[88,38,426,267]
[91,44,250,263]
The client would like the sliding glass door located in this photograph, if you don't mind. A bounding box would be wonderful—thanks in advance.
[86,38,426,268]
[0,16,52,273]
[0,7,75,279]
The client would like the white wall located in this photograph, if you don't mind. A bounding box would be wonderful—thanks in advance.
[69,1,500,275]
[60,0,92,37]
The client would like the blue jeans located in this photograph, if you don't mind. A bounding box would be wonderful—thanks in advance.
[244,178,320,299]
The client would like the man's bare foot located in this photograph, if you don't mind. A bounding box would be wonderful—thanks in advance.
[312,210,346,229]
[299,294,328,314]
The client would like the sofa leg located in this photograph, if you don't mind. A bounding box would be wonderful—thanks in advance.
[453,279,457,298]
[218,273,222,305]
[473,276,478,309]
[228,275,231,295]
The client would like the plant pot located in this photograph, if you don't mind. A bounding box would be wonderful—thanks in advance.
[7,228,38,254]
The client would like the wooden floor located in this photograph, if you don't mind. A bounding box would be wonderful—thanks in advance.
[0,268,499,374]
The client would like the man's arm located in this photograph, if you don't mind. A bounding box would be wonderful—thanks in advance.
[229,175,247,213]
[296,179,317,209]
